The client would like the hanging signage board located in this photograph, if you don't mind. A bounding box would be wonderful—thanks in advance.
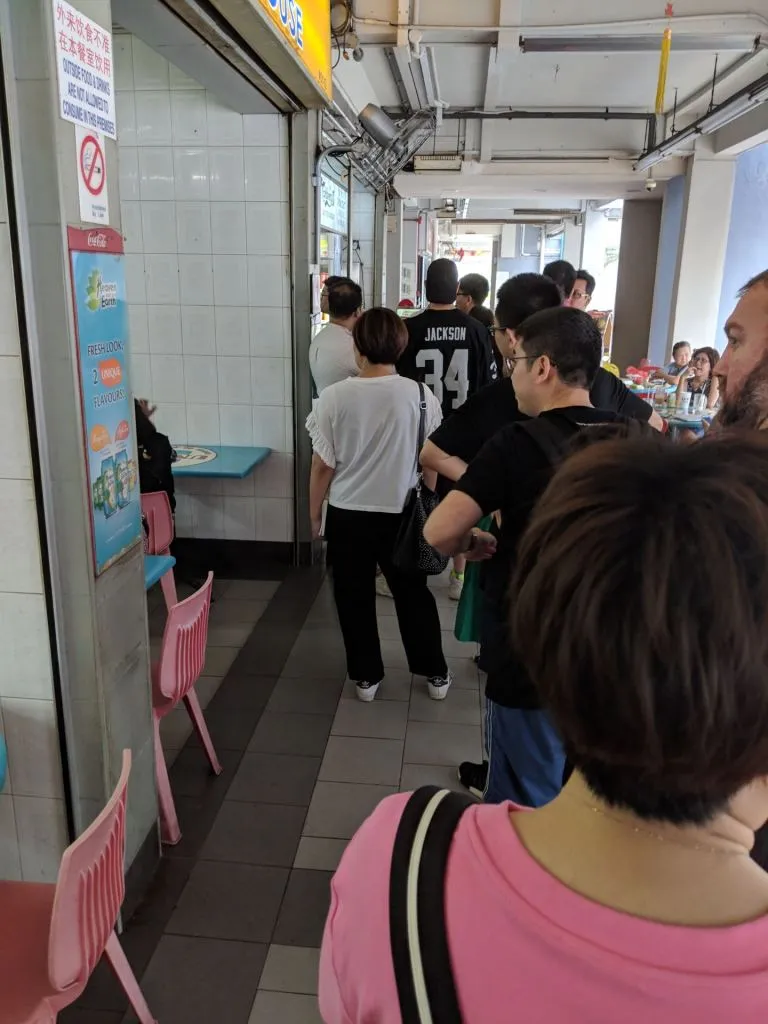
[320,174,349,235]
[252,0,332,101]
[68,227,141,575]
[76,126,109,224]
[53,0,116,139]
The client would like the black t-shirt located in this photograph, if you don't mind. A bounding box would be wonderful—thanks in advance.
[430,368,652,466]
[456,407,625,709]
[469,305,494,331]
[398,308,496,418]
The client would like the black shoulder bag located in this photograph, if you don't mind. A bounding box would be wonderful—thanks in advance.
[392,383,450,576]
[390,786,475,1023]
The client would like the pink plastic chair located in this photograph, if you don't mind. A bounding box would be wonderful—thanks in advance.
[0,751,157,1024]
[153,572,222,845]
[142,491,177,610]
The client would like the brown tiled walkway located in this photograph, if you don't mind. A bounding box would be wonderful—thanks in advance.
[62,568,480,1024]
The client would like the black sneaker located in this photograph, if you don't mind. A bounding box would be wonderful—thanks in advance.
[458,760,488,799]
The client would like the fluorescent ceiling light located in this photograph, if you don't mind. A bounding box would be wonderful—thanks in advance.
[520,34,756,54]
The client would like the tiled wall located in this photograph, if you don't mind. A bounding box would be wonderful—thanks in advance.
[115,35,294,544]
[0,137,67,883]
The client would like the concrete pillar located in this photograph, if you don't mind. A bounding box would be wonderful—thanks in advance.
[612,200,663,370]
[373,192,388,307]
[385,197,403,309]
[562,217,583,269]
[580,206,606,280]
[648,176,686,366]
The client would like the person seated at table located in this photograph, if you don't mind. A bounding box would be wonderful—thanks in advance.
[319,431,768,1023]
[676,346,721,410]
[653,341,691,385]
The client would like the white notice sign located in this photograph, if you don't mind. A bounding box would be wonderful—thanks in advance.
[53,0,116,139]
[76,126,109,224]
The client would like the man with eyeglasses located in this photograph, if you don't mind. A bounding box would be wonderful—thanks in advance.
[567,270,596,311]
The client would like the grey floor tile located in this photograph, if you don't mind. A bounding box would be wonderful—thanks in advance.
[409,687,482,727]
[203,645,239,677]
[404,721,483,767]
[221,579,281,601]
[201,801,306,867]
[249,991,323,1024]
[438,605,458,630]
[293,836,349,872]
[267,679,344,716]
[206,623,255,648]
[248,712,333,756]
[379,640,410,670]
[259,944,320,995]
[282,647,348,679]
[441,630,478,660]
[187,702,264,752]
[168,745,241,799]
[195,675,225,709]
[331,698,409,740]
[400,763,468,793]
[446,656,482,690]
[272,869,333,947]
[303,781,397,839]
[319,735,404,787]
[60,1011,122,1023]
[209,598,270,627]
[228,751,321,805]
[124,935,266,1024]
[209,673,278,713]
[342,671,412,703]
[167,860,288,942]
[376,616,404,640]
[376,596,397,617]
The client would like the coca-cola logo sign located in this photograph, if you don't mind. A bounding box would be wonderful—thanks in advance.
[87,232,108,249]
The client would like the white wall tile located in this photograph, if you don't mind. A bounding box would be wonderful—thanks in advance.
[244,114,282,147]
[244,148,282,203]
[145,253,179,305]
[252,405,287,452]
[210,148,245,202]
[284,406,295,454]
[141,201,177,253]
[118,147,140,201]
[151,354,185,403]
[116,91,137,146]
[130,353,152,399]
[185,404,221,444]
[184,355,218,405]
[246,203,283,256]
[1,698,62,798]
[0,480,43,594]
[0,358,32,480]
[251,357,286,407]
[211,202,246,255]
[220,405,254,446]
[155,403,188,445]
[253,452,293,498]
[196,494,225,536]
[176,202,211,254]
[0,795,21,880]
[173,148,209,201]
[14,796,68,882]
[181,306,216,355]
[114,34,134,92]
[0,593,53,698]
[248,255,287,306]
[124,254,146,305]
[207,97,244,146]
[128,304,149,354]
[132,38,170,91]
[223,496,257,540]
[250,306,290,358]
[147,304,182,355]
[171,90,208,146]
[179,254,214,307]
[221,475,255,498]
[136,91,173,146]
[255,498,293,542]
[0,226,18,357]
[138,147,174,201]
[120,200,143,253]
[215,307,249,356]
[213,255,248,306]
[217,356,251,405]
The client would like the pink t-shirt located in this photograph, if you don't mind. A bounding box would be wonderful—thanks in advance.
[319,795,768,1023]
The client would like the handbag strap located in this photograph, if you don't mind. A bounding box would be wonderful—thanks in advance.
[414,381,428,475]
[390,786,474,1023]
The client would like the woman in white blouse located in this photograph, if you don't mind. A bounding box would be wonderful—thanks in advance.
[308,308,452,703]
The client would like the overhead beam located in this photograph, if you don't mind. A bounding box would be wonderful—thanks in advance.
[713,101,768,154]
[397,0,411,48]
[480,1,522,163]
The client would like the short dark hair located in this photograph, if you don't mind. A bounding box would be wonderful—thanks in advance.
[425,258,459,305]
[672,341,691,358]
[513,433,768,825]
[353,307,408,365]
[691,346,721,374]
[458,273,490,307]
[739,269,768,296]
[328,281,363,319]
[514,307,602,389]
[543,260,577,301]
[495,274,562,332]
[323,275,344,292]
[575,270,596,297]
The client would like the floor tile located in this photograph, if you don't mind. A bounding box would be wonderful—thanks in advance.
[201,801,306,866]
[400,763,468,793]
[209,598,270,625]
[59,1011,123,1023]
[319,735,404,786]
[248,712,333,756]
[376,596,397,616]
[124,935,266,1024]
[187,702,264,752]
[203,645,239,677]
[272,869,333,947]
[259,944,320,995]
[438,605,458,630]
[303,781,397,839]
[249,991,323,1024]
[408,687,482,726]
[293,836,349,872]
[267,678,344,716]
[375,616,403,640]
[167,860,288,942]
[234,628,298,676]
[228,751,321,805]
[404,721,483,767]
[206,623,255,648]
[441,631,477,659]
[163,794,225,862]
[168,746,241,799]
[282,646,348,679]
[445,656,481,690]
[379,640,410,670]
[221,579,281,600]
[208,673,278,712]
[195,675,225,708]
[331,698,409,740]
[341,671,412,703]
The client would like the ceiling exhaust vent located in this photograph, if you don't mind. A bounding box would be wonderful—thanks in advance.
[354,104,436,190]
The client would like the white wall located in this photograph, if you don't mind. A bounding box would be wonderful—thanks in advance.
[115,35,294,544]
[350,184,376,308]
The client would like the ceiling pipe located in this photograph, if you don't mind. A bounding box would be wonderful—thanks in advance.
[355,12,768,35]
[442,109,653,120]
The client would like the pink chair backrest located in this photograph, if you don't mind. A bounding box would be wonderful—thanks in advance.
[141,491,174,555]
[47,750,131,993]
[156,573,214,703]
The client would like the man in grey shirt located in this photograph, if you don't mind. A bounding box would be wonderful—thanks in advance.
[310,279,363,396]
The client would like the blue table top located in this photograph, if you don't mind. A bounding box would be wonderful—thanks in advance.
[172,446,272,479]
[0,735,6,793]
[145,554,176,591]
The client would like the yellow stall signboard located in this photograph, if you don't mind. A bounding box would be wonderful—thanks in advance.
[254,0,332,102]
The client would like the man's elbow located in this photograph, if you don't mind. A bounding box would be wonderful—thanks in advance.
[423,517,453,555]
[420,441,441,473]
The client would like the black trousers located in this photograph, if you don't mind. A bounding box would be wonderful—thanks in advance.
[326,504,447,684]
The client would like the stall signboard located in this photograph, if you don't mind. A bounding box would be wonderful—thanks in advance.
[68,227,141,575]
[320,173,348,234]
[53,0,116,139]
[253,0,332,101]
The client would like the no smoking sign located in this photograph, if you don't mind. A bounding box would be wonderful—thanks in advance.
[76,126,109,225]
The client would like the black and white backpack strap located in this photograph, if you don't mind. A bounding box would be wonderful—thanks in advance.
[390,787,474,1024]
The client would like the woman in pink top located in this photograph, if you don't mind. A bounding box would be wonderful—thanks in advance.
[320,432,768,1022]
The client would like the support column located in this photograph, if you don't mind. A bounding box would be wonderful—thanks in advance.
[562,216,583,269]
[385,197,403,308]
[373,191,388,307]
[613,200,663,369]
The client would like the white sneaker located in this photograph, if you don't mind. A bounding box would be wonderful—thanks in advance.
[376,574,393,599]
[427,673,453,701]
[448,571,464,602]
[355,681,381,703]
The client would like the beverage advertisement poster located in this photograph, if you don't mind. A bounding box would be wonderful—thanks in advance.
[68,227,141,575]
